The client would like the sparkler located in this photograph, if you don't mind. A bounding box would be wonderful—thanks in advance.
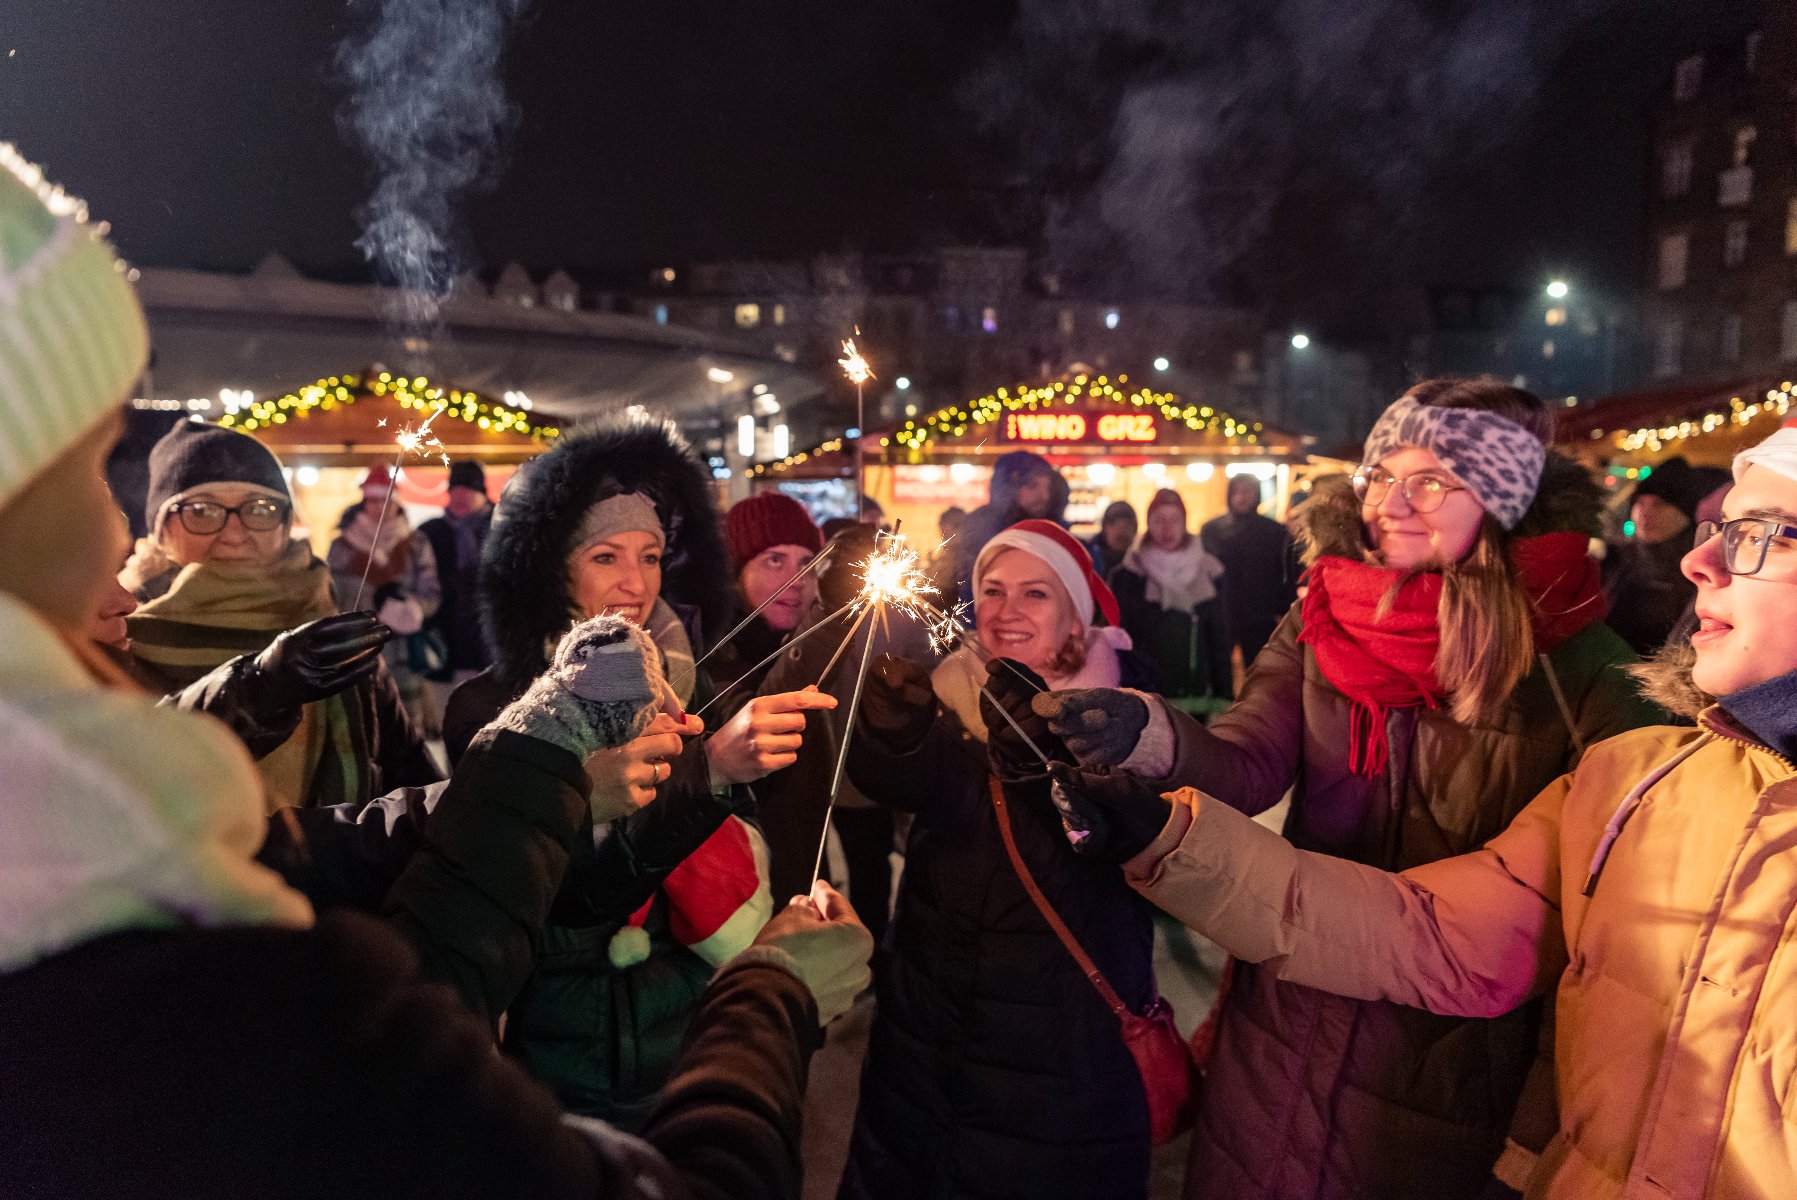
[351,403,448,611]
[839,337,872,516]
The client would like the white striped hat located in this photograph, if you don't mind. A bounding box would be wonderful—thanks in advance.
[0,144,148,510]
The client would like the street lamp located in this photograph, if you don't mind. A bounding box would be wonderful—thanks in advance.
[895,376,911,391]
[1545,280,1570,300]
[1290,333,1311,350]
[1153,356,1170,371]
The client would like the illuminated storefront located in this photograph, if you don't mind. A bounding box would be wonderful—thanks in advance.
[750,372,1323,535]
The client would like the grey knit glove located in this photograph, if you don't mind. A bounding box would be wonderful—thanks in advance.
[488,615,673,758]
[1031,688,1150,767]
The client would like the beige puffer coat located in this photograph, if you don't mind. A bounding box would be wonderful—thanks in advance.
[1127,681,1797,1199]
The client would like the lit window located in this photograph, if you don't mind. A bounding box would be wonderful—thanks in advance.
[1783,302,1797,361]
[1674,54,1704,102]
[1734,125,1758,166]
[1747,31,1763,72]
[1720,165,1754,207]
[1662,143,1693,197]
[981,307,999,334]
[1721,313,1744,363]
[1545,306,1567,327]
[1104,310,1121,330]
[772,304,786,326]
[1785,197,1797,255]
[653,304,669,325]
[1725,220,1750,267]
[1542,340,1556,359]
[1654,321,1684,378]
[1058,308,1074,335]
[734,303,762,329]
[1658,232,1688,290]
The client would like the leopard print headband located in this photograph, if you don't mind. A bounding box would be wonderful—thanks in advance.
[1361,396,1546,530]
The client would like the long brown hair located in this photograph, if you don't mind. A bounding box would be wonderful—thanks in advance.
[1380,377,1553,725]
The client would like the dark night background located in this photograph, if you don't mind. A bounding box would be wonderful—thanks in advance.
[0,1,1761,335]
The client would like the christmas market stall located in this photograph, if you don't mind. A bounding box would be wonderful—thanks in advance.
[748,372,1321,535]
[136,370,560,555]
[1557,373,1792,498]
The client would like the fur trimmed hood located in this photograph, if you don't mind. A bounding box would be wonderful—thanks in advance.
[1628,637,1708,720]
[1290,451,1607,566]
[479,418,729,692]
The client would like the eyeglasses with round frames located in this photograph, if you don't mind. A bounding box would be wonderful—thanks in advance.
[170,497,290,536]
[1693,516,1797,577]
[1351,467,1467,514]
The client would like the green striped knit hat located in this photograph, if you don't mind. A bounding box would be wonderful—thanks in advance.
[0,143,148,510]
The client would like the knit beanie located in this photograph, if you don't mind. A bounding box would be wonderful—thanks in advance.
[1632,457,1727,523]
[144,420,291,532]
[725,492,824,569]
[0,144,149,512]
[1734,417,1797,485]
[448,460,487,493]
[974,518,1121,627]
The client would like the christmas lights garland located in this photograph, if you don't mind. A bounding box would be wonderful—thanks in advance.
[214,371,559,440]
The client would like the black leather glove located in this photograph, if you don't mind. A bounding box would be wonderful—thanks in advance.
[251,612,392,711]
[979,658,1064,782]
[1031,687,1151,767]
[1046,762,1173,863]
[859,653,936,753]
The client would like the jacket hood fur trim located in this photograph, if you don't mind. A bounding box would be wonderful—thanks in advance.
[479,419,729,692]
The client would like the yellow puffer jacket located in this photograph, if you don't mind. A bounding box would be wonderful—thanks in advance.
[1127,708,1797,1199]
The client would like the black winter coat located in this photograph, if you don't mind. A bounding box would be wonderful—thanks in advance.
[839,699,1157,1200]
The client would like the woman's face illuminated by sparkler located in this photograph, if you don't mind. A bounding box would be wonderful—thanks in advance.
[739,543,818,633]
[569,530,663,626]
[159,485,291,569]
[976,548,1079,675]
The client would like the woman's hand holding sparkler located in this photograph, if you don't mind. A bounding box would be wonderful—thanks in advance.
[860,653,936,753]
[980,658,1064,782]
[585,711,703,819]
[707,688,839,787]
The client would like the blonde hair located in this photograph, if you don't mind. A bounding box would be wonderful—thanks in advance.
[1380,377,1552,725]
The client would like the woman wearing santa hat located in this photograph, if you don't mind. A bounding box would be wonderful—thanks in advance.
[834,518,1162,1200]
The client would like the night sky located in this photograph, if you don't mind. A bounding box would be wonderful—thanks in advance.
[0,1,1761,331]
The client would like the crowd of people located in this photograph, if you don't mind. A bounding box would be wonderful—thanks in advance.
[7,145,1797,1200]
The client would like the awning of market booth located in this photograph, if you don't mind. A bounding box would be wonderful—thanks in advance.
[1557,373,1794,468]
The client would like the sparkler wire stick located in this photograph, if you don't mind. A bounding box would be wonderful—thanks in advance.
[813,604,874,690]
[682,544,836,684]
[350,450,405,612]
[690,598,860,721]
[810,597,884,890]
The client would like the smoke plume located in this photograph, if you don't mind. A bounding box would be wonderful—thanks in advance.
[336,0,528,334]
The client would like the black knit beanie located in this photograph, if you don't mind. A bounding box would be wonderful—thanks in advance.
[144,420,290,530]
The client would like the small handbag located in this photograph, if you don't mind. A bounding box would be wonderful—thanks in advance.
[988,777,1199,1145]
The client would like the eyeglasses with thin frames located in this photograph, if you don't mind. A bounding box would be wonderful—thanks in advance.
[1351,467,1467,514]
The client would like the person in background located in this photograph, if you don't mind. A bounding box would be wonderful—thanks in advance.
[1086,499,1137,582]
[0,144,872,1199]
[953,450,1065,602]
[1111,488,1230,700]
[708,492,824,704]
[926,504,967,600]
[329,462,443,728]
[1036,378,1662,1200]
[1601,456,1729,655]
[121,421,438,809]
[1201,474,1299,669]
[416,459,494,731]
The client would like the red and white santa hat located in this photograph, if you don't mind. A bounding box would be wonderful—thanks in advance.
[973,518,1121,627]
[1734,416,1797,484]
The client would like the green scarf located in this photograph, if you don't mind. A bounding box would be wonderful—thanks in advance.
[125,538,363,810]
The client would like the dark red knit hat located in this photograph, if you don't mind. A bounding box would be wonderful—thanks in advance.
[725,492,824,569]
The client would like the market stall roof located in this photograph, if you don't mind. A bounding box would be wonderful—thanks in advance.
[750,372,1312,480]
[145,369,559,467]
[135,264,823,422]
[1557,373,1792,464]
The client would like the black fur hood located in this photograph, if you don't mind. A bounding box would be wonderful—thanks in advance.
[1290,451,1608,565]
[479,418,729,691]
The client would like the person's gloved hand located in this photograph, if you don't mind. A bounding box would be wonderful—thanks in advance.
[749,880,873,1026]
[1045,762,1173,864]
[980,658,1061,781]
[489,615,675,766]
[859,654,935,752]
[251,612,392,711]
[817,526,878,611]
[1031,687,1150,767]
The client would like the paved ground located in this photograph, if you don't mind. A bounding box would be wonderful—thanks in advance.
[799,796,1289,1199]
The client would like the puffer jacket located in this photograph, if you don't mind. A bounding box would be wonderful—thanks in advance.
[1142,457,1663,1200]
[445,418,755,1130]
[838,640,1159,1200]
[1125,644,1797,1199]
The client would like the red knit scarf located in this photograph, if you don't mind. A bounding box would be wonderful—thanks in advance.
[1298,531,1607,777]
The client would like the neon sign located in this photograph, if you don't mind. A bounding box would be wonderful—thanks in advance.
[1004,412,1158,443]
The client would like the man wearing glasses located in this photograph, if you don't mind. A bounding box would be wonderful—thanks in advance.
[1048,417,1797,1198]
